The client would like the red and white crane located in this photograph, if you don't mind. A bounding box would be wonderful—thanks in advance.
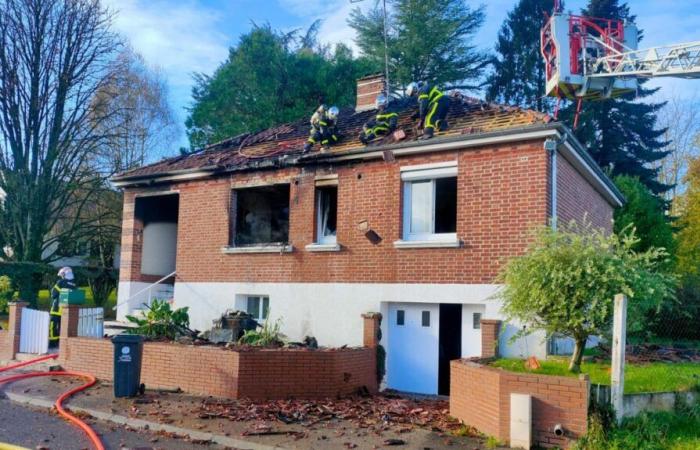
[540,2,700,126]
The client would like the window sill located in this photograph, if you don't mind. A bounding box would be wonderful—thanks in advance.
[221,244,294,254]
[305,243,341,252]
[393,239,461,249]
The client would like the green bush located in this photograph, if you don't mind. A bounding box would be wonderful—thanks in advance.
[126,300,190,340]
[0,275,13,314]
[238,316,285,347]
[0,262,53,306]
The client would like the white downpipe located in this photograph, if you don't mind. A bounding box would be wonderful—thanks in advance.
[548,139,558,230]
[113,271,176,311]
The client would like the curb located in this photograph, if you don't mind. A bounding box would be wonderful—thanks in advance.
[4,391,281,450]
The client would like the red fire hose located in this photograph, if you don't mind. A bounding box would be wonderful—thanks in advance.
[0,355,105,450]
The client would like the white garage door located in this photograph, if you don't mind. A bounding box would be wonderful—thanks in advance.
[387,303,439,395]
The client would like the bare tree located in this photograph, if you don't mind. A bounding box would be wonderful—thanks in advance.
[0,0,121,301]
[656,92,700,213]
[92,46,179,173]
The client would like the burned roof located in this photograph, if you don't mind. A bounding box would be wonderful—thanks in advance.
[114,95,553,182]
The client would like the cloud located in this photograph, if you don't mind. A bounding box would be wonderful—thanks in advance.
[103,0,230,88]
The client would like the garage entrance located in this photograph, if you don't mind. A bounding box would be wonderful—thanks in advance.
[387,303,464,395]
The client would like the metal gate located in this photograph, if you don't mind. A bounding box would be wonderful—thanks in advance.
[19,308,50,354]
[77,307,104,338]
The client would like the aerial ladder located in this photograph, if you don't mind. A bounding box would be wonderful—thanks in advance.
[540,2,700,127]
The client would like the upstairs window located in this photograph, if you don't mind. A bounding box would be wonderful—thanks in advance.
[316,186,338,244]
[231,185,290,246]
[401,162,457,242]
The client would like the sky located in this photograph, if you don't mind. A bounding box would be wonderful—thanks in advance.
[102,0,700,150]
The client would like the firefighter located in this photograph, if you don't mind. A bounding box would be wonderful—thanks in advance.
[407,81,450,140]
[359,93,399,145]
[49,266,77,347]
[303,105,340,153]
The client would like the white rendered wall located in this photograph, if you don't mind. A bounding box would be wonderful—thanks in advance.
[169,281,547,359]
[116,281,152,321]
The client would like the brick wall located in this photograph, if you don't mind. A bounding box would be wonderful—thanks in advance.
[480,319,501,358]
[59,306,376,399]
[0,302,25,361]
[557,153,614,232]
[450,360,589,449]
[121,143,559,285]
[0,330,11,361]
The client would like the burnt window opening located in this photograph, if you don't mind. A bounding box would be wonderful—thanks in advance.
[231,185,290,246]
[316,186,337,244]
[135,194,179,277]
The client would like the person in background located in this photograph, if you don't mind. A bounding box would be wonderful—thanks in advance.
[407,81,450,140]
[304,105,341,153]
[49,266,77,347]
[359,93,399,145]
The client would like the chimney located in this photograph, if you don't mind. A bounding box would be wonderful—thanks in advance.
[355,74,386,112]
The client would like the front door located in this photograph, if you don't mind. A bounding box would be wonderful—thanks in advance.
[387,303,440,395]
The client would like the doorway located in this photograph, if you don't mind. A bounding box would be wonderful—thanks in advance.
[438,303,462,395]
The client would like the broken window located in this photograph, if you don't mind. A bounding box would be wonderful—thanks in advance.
[246,295,269,321]
[232,185,290,246]
[403,176,457,241]
[316,186,337,244]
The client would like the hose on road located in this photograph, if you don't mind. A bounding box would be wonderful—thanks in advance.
[0,355,105,450]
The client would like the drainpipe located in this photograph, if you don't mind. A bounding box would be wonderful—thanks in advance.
[545,139,558,230]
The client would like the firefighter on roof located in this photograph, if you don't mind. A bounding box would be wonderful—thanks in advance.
[304,105,340,153]
[407,81,450,140]
[49,266,77,347]
[359,93,399,145]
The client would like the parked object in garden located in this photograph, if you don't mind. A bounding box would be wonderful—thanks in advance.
[207,310,258,344]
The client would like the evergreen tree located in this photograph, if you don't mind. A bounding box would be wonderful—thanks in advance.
[186,23,376,149]
[487,0,556,112]
[561,0,669,194]
[348,0,489,92]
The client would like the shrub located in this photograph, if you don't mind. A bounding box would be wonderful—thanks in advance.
[0,275,13,314]
[238,316,285,347]
[126,299,190,340]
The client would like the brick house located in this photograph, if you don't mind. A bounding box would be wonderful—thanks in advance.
[112,75,623,395]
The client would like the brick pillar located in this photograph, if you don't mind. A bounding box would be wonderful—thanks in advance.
[362,312,382,348]
[2,302,27,360]
[58,305,81,362]
[480,319,502,358]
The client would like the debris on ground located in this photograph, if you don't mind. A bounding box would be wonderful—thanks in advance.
[195,393,460,434]
[525,356,541,370]
[595,344,700,363]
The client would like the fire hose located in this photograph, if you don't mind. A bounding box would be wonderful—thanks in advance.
[0,354,105,450]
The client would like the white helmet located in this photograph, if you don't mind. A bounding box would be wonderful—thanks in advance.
[327,106,339,120]
[406,82,421,97]
[58,266,74,281]
[375,93,388,109]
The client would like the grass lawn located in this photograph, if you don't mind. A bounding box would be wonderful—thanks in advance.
[0,287,117,323]
[491,357,700,394]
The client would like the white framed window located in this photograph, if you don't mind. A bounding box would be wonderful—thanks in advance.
[316,186,337,244]
[401,163,458,242]
[245,295,269,321]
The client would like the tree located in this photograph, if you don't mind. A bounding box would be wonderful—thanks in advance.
[613,175,675,258]
[487,0,556,112]
[498,222,674,372]
[677,157,700,277]
[0,0,121,304]
[92,47,179,173]
[561,0,669,195]
[348,0,489,91]
[656,93,700,212]
[186,23,376,149]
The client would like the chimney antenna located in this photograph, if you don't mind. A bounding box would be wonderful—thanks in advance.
[351,0,390,97]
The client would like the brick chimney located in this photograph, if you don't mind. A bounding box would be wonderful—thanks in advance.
[356,74,386,112]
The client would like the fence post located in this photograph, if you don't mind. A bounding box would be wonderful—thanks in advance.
[611,293,627,424]
[3,302,27,360]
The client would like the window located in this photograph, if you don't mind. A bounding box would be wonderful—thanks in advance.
[316,186,337,244]
[396,310,405,326]
[232,185,290,246]
[401,163,457,242]
[422,311,431,327]
[246,296,269,321]
[473,312,482,329]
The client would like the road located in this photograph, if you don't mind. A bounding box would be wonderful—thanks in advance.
[0,399,222,450]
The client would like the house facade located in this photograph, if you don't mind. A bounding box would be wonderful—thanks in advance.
[113,76,622,395]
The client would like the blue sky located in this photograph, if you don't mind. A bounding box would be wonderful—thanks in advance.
[102,0,700,149]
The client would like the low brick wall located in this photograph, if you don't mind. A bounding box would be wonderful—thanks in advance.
[0,302,25,362]
[0,329,12,361]
[451,359,589,449]
[58,306,379,400]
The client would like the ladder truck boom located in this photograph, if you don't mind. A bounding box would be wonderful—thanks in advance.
[588,42,700,79]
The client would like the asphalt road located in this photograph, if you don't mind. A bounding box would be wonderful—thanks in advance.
[0,399,222,450]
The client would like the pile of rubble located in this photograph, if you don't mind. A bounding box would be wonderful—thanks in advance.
[195,393,460,433]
